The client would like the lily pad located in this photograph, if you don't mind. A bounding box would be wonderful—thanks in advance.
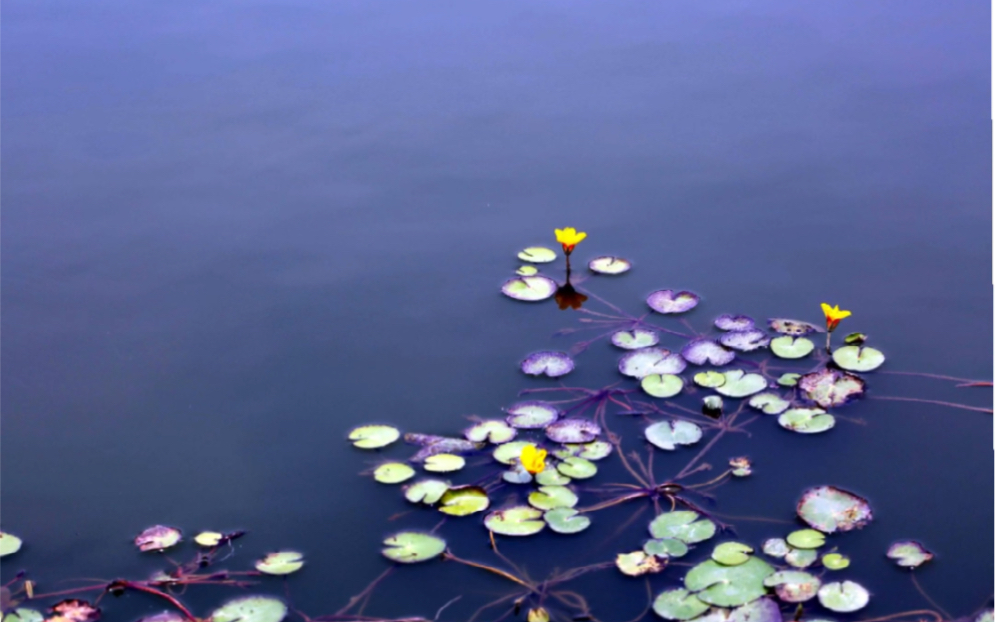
[556,456,598,479]
[729,456,752,477]
[545,419,601,443]
[817,581,869,613]
[535,468,570,485]
[652,589,709,620]
[544,508,591,534]
[47,601,100,622]
[374,462,416,484]
[194,531,224,547]
[349,425,400,449]
[715,314,755,331]
[778,408,836,434]
[255,551,304,575]
[485,506,546,536]
[762,538,789,558]
[516,265,538,276]
[764,570,821,603]
[555,441,613,461]
[645,420,703,451]
[464,420,517,444]
[832,346,885,372]
[493,440,536,464]
[720,329,771,352]
[505,401,560,429]
[770,336,814,359]
[617,551,665,576]
[619,347,687,378]
[503,463,533,484]
[135,526,181,552]
[798,368,866,408]
[684,557,775,607]
[518,247,557,263]
[844,332,867,345]
[612,329,659,350]
[715,370,768,398]
[647,290,700,314]
[211,597,287,622]
[382,532,447,563]
[589,256,631,274]
[822,553,850,570]
[649,511,716,544]
[748,393,790,415]
[787,529,826,549]
[642,374,684,398]
[2,610,42,622]
[682,339,735,366]
[423,453,466,472]
[694,371,726,388]
[405,434,481,460]
[785,547,819,568]
[644,537,689,558]
[502,276,558,302]
[777,373,801,387]
[521,351,575,378]
[528,485,578,511]
[702,395,724,415]
[769,318,822,336]
[438,486,490,516]
[797,486,873,533]
[886,540,933,568]
[0,532,23,557]
[712,542,753,566]
[404,479,450,505]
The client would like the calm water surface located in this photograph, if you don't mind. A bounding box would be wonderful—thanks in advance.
[2,1,992,619]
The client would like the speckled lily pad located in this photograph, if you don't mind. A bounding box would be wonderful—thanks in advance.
[682,339,735,366]
[764,570,821,603]
[617,551,665,577]
[464,420,517,444]
[887,540,933,568]
[612,329,659,350]
[645,420,703,451]
[769,318,822,336]
[555,441,613,461]
[720,329,771,352]
[521,351,575,377]
[715,314,755,331]
[505,402,560,429]
[619,347,687,378]
[545,419,601,443]
[648,290,700,314]
[798,369,866,408]
[797,486,873,533]
[135,526,182,552]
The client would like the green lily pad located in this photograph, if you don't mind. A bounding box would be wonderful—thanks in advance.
[484,506,546,536]
[543,508,591,534]
[975,611,994,622]
[617,551,665,576]
[777,373,801,387]
[503,463,533,484]
[817,581,870,613]
[770,336,815,359]
[555,441,613,461]
[644,538,689,558]
[255,551,304,575]
[533,469,569,485]
[589,256,631,275]
[798,368,866,408]
[493,440,536,464]
[762,538,789,557]
[423,453,466,472]
[211,597,287,622]
[694,371,726,388]
[612,329,659,350]
[748,393,790,415]
[764,570,821,603]
[382,532,447,563]
[556,456,598,479]
[135,526,181,552]
[404,479,450,505]
[501,276,558,302]
[518,247,557,263]
[844,332,867,345]
[797,486,873,533]
[374,462,416,484]
[715,370,768,398]
[505,402,560,429]
[464,420,517,444]
[194,531,224,547]
[649,511,717,544]
[516,265,538,276]
[641,374,684,398]
[645,420,702,451]
[787,529,826,549]
[2,610,43,622]
[438,486,490,516]
[729,456,752,477]
[0,532,23,557]
[712,542,753,566]
[822,552,850,570]
[887,540,933,568]
[652,589,709,621]
[684,557,775,607]
[348,425,400,449]
[528,485,578,510]
[785,547,819,568]
[779,408,835,434]
[832,346,885,372]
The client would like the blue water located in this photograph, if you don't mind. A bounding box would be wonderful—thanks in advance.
[2,1,991,620]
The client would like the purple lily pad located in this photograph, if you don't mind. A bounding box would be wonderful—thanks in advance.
[680,339,735,366]
[545,418,602,443]
[733,598,783,622]
[135,526,182,552]
[504,401,560,429]
[618,347,687,378]
[797,485,873,533]
[647,290,700,314]
[720,329,771,352]
[404,433,482,461]
[768,318,823,336]
[521,351,574,378]
[714,314,755,331]
[798,368,866,408]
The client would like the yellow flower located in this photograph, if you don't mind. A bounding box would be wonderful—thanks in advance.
[519,443,547,475]
[554,227,587,254]
[821,303,852,333]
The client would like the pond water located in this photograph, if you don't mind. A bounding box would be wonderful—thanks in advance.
[2,1,991,620]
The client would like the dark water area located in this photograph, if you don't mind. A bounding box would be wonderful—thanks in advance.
[2,1,992,620]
